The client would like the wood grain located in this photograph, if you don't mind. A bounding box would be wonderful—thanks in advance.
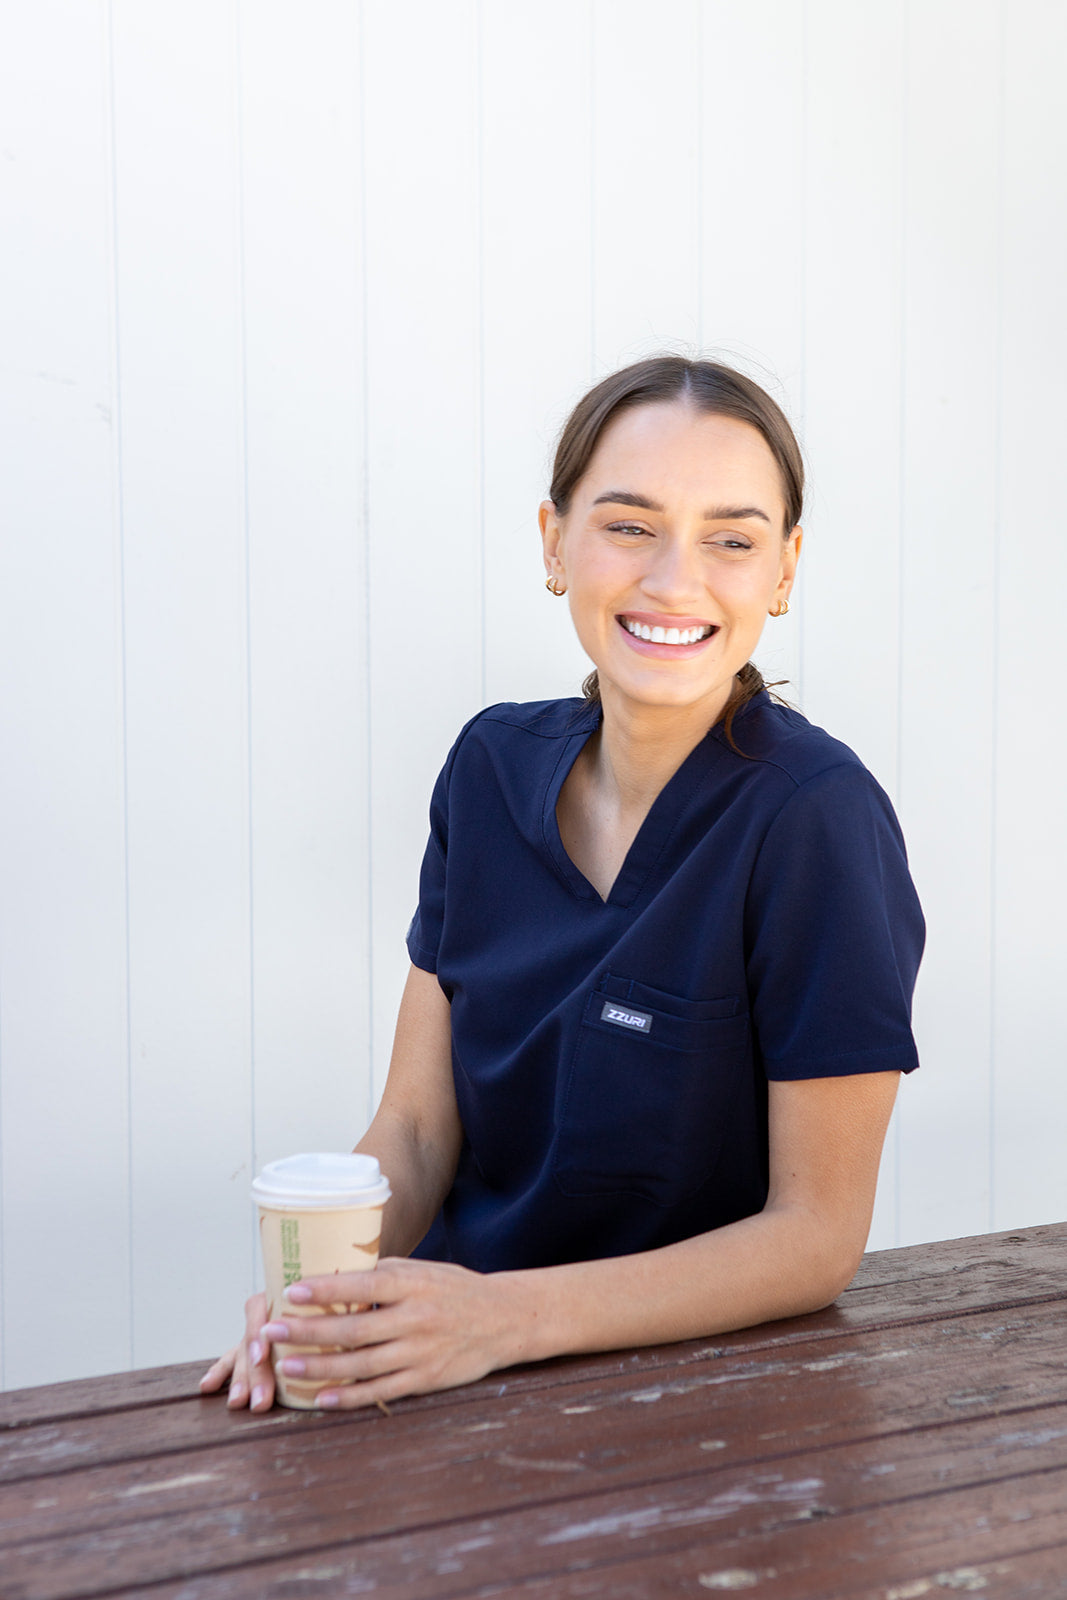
[1,1227,1064,1598]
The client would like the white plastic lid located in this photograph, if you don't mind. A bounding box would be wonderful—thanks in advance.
[251,1152,391,1210]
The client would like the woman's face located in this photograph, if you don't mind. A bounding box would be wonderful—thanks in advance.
[540,401,801,724]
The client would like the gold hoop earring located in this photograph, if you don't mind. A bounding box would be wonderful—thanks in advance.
[545,577,566,597]
[770,598,790,618]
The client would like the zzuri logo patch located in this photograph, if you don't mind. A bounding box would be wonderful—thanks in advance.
[600,1001,653,1033]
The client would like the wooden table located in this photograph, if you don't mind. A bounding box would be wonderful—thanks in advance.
[2,1223,1066,1599]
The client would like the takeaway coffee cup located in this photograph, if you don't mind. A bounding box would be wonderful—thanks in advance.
[251,1152,391,1409]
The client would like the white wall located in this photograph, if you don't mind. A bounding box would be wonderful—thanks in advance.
[0,0,1063,1390]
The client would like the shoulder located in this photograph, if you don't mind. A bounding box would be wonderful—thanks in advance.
[472,697,598,740]
[447,696,597,765]
[715,692,871,791]
[432,697,598,804]
[711,693,909,859]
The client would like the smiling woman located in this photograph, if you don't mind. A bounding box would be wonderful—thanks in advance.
[202,356,925,1414]
[544,359,804,745]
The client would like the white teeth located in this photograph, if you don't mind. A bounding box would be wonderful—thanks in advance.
[623,619,713,645]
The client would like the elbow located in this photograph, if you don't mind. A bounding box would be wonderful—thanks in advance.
[767,1202,869,1314]
[809,1235,867,1309]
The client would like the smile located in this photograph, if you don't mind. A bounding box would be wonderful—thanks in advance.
[620,618,717,646]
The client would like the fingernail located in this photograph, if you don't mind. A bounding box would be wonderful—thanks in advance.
[284,1284,313,1303]
[316,1390,340,1408]
[248,1341,263,1366]
[280,1356,306,1376]
[251,1385,268,1409]
[261,1322,289,1340]
[228,1382,247,1406]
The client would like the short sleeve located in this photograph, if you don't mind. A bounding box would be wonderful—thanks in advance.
[405,711,486,975]
[744,763,925,1080]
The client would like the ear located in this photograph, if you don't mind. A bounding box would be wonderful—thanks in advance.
[775,525,802,605]
[540,500,565,584]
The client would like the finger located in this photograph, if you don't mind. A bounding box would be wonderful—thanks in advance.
[283,1269,380,1308]
[276,1343,398,1385]
[236,1290,276,1411]
[261,1305,396,1350]
[199,1349,236,1393]
[315,1366,426,1411]
[246,1343,276,1412]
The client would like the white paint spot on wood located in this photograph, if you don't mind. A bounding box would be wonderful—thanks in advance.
[630,1388,663,1402]
[117,1471,219,1497]
[888,1573,994,1597]
[33,1497,59,1509]
[699,1439,727,1450]
[997,1424,1067,1448]
[543,1477,823,1545]
[562,1404,596,1414]
[697,1570,766,1590]
[804,1347,910,1373]
[496,1451,583,1473]
[462,1420,506,1433]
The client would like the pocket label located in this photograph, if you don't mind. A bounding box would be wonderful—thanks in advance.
[600,1001,653,1034]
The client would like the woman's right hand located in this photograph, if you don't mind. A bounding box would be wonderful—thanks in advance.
[199,1291,275,1411]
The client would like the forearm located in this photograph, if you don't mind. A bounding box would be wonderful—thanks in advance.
[495,1199,863,1368]
[492,1072,897,1368]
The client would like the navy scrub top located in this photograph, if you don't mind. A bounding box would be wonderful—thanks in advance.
[406,691,924,1273]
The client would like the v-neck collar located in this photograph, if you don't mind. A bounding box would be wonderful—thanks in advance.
[541,699,728,909]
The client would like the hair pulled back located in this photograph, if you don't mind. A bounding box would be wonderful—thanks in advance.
[549,356,804,737]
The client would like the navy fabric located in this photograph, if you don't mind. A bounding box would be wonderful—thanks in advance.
[406,692,924,1273]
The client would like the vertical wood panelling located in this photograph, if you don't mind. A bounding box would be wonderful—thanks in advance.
[992,0,1067,1231]
[698,0,806,701]
[801,0,907,1249]
[111,2,254,1365]
[2,1,1066,1389]
[363,0,483,1104]
[0,2,131,1388]
[481,0,595,709]
[238,3,370,1181]
[592,0,702,371]
[801,1,905,794]
[896,0,1001,1245]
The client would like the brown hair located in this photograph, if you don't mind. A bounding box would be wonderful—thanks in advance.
[549,356,803,744]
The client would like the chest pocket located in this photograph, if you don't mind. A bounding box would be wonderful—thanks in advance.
[553,977,749,1208]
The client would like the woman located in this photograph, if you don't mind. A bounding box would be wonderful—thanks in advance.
[203,356,923,1413]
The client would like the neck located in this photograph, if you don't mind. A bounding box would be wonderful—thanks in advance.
[590,679,736,816]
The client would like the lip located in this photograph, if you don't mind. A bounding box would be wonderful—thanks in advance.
[620,612,714,630]
[615,614,719,658]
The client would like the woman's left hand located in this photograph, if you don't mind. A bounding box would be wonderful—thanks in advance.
[258,1257,524,1409]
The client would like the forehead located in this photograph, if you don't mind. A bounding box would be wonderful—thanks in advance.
[578,401,785,514]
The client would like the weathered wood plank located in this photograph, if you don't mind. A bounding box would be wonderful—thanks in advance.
[3,1296,1064,1492]
[40,1440,1067,1600]
[2,1305,1065,1595]
[496,1469,1067,1599]
[2,1296,1065,1494]
[3,1224,1063,1433]
[0,1364,208,1431]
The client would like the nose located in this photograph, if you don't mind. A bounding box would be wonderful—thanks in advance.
[640,536,705,607]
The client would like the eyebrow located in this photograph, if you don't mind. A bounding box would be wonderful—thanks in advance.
[591,490,772,525]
